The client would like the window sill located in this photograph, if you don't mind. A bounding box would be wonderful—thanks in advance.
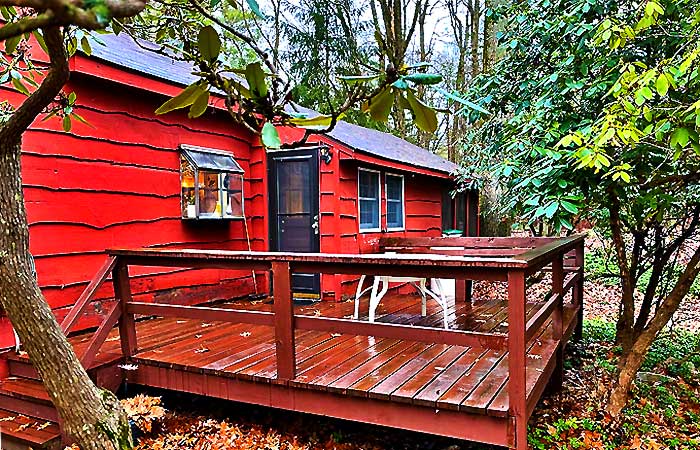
[385,228,405,232]
[359,228,381,233]
[182,216,245,221]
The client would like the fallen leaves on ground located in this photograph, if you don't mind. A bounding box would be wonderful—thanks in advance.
[121,394,167,434]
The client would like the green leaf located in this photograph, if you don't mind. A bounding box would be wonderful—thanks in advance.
[71,113,92,127]
[246,0,265,18]
[155,83,205,115]
[33,30,49,54]
[261,122,281,149]
[188,91,210,118]
[655,73,669,96]
[11,77,29,95]
[289,114,340,129]
[338,74,381,85]
[5,35,20,54]
[544,202,558,219]
[404,62,432,70]
[245,62,268,98]
[670,127,690,148]
[62,115,72,132]
[392,78,409,89]
[198,26,221,62]
[437,88,490,115]
[405,89,438,134]
[404,73,442,85]
[365,87,394,122]
[80,36,92,56]
[560,200,579,214]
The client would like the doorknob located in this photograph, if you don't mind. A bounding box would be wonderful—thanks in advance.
[312,215,319,235]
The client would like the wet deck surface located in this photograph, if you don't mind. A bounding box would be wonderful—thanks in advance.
[66,291,575,417]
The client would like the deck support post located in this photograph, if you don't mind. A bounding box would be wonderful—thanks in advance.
[112,261,137,358]
[272,261,296,381]
[455,279,473,304]
[507,269,528,450]
[573,242,585,341]
[550,254,564,392]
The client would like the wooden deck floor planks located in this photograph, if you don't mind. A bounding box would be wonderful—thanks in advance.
[65,291,577,420]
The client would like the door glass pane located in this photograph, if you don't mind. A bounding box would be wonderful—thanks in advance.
[278,160,310,215]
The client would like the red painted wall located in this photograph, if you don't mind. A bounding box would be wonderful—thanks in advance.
[1,70,265,347]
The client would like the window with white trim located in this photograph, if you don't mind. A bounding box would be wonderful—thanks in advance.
[180,145,244,220]
[385,174,404,230]
[358,169,381,231]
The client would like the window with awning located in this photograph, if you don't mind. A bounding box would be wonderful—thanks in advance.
[180,145,245,220]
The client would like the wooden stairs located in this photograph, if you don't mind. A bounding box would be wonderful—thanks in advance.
[0,353,62,450]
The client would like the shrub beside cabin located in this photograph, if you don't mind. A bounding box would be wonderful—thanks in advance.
[0,33,478,347]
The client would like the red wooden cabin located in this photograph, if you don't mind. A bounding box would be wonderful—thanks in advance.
[0,32,477,347]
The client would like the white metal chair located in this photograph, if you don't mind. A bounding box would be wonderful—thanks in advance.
[353,274,450,329]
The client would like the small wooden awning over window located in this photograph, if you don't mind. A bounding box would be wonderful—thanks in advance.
[180,144,244,173]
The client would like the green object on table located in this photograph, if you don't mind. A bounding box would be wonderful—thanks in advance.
[442,229,463,237]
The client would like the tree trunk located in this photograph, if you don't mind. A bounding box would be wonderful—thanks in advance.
[607,243,700,416]
[0,120,132,450]
[482,0,497,71]
[470,0,481,78]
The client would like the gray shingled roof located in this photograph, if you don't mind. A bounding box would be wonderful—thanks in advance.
[84,33,457,175]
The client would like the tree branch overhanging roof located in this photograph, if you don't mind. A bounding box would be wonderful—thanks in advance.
[80,32,457,175]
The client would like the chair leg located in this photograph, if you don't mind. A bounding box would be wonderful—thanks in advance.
[424,279,449,329]
[420,279,427,316]
[369,277,389,323]
[354,274,366,320]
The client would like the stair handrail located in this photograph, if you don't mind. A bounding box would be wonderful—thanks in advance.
[60,256,118,335]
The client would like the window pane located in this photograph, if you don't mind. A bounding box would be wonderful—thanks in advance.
[360,199,379,229]
[198,171,221,218]
[456,192,466,232]
[181,156,196,218]
[359,170,379,199]
[387,201,403,228]
[442,189,454,230]
[386,175,402,201]
[359,170,380,230]
[223,173,244,217]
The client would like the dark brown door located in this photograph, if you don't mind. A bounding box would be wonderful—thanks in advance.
[268,149,320,297]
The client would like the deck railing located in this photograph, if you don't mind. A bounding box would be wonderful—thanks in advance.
[61,234,585,445]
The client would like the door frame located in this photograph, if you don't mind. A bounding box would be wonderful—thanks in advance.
[267,147,321,296]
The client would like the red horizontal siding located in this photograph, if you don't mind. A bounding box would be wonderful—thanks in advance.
[12,72,261,340]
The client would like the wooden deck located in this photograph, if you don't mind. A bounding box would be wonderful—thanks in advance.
[67,293,577,419]
[0,235,586,450]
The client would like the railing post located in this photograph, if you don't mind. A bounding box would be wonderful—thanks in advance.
[455,279,473,304]
[272,261,295,381]
[507,269,528,450]
[112,260,137,358]
[551,253,564,392]
[573,241,585,341]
